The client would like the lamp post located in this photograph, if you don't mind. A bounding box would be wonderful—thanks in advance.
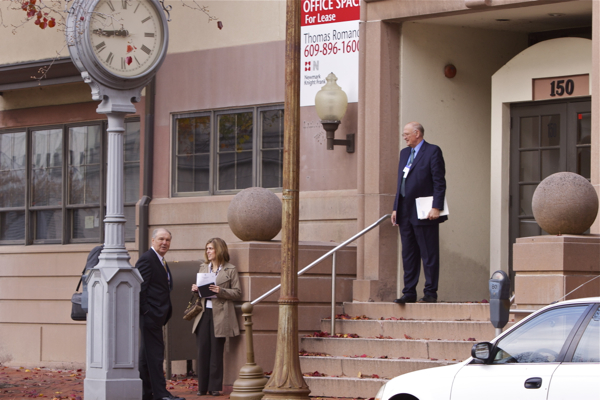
[315,72,354,152]
[261,0,310,399]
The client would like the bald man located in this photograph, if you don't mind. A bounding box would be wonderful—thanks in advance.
[391,122,447,304]
[136,228,185,400]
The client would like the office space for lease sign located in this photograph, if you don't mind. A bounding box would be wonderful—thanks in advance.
[300,0,360,107]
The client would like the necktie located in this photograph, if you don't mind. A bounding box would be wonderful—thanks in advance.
[401,148,415,197]
[162,257,170,283]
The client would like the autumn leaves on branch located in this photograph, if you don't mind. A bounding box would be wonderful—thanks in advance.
[20,0,56,29]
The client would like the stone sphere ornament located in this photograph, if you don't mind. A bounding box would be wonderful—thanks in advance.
[227,187,282,241]
[532,172,599,235]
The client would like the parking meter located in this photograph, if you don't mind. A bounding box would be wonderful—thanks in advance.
[489,270,511,330]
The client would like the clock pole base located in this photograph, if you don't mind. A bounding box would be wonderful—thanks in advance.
[84,377,143,400]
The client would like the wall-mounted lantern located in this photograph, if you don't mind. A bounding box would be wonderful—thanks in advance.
[314,72,354,153]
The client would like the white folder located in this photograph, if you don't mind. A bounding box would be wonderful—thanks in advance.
[416,196,449,220]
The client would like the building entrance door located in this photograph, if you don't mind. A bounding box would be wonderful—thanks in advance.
[509,99,591,270]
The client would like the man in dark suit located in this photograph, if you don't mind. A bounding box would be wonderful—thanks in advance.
[136,228,185,400]
[392,122,447,304]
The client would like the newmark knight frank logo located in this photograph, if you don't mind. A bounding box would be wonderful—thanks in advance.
[305,60,319,72]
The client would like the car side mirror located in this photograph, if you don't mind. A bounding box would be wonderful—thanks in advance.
[471,342,493,363]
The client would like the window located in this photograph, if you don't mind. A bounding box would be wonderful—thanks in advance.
[492,306,588,364]
[173,105,284,196]
[0,120,140,244]
[572,307,600,363]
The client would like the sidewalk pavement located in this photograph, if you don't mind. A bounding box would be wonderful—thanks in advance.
[1,366,350,400]
[0,365,226,400]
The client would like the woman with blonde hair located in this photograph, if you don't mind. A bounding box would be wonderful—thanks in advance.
[191,238,241,396]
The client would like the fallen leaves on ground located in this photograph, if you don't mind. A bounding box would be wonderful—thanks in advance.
[303,371,327,377]
[0,366,84,399]
[357,372,380,379]
[304,332,360,338]
[346,354,370,358]
[3,365,374,400]
[299,351,331,357]
[0,366,202,400]
[166,374,199,392]
[325,314,371,320]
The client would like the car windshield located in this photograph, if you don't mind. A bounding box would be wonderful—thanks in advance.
[493,305,588,364]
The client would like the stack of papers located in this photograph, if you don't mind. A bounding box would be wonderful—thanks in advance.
[196,273,216,297]
[416,196,449,220]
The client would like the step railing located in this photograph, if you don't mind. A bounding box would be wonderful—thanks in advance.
[251,213,392,335]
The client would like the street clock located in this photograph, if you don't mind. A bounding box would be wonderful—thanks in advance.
[67,0,169,90]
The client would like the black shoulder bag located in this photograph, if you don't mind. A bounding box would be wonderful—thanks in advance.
[71,245,103,321]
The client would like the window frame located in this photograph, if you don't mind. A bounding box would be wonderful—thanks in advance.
[0,118,140,245]
[171,104,284,197]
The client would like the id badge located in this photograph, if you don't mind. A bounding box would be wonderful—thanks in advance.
[403,166,410,178]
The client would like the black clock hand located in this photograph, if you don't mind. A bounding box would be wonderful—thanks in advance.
[92,29,129,37]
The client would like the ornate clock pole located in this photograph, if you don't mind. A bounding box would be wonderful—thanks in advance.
[66,1,169,399]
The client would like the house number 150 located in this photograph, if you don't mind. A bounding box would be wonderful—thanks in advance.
[550,79,575,97]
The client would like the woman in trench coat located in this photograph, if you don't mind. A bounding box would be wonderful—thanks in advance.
[191,238,241,396]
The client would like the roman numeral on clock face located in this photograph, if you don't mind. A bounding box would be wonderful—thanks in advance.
[106,0,115,11]
[145,32,155,37]
[141,16,151,23]
[141,45,151,55]
[106,52,114,65]
[96,42,106,52]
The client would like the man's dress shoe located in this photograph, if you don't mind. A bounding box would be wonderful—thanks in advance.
[393,295,416,304]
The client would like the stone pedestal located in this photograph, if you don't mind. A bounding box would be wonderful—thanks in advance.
[513,235,600,309]
[84,264,143,400]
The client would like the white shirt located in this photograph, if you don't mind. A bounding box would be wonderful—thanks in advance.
[205,263,222,309]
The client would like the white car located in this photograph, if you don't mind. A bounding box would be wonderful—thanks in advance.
[374,297,600,400]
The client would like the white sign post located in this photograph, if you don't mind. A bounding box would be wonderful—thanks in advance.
[300,0,360,106]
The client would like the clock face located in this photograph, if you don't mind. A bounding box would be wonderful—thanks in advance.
[89,0,164,78]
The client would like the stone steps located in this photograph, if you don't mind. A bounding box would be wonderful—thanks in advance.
[322,319,495,342]
[299,302,495,398]
[303,376,387,399]
[300,356,456,379]
[300,337,473,361]
[344,301,491,321]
